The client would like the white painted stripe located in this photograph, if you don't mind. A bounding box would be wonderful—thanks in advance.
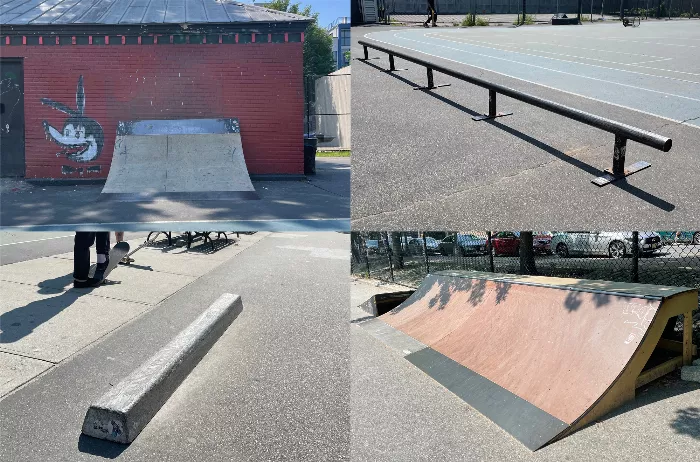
[0,235,73,247]
[359,33,700,129]
[395,33,700,101]
[427,34,693,84]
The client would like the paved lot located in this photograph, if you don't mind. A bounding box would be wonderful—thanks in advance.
[0,232,350,461]
[350,277,700,461]
[0,157,350,231]
[352,21,700,230]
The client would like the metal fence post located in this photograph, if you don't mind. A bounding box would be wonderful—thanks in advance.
[487,231,495,272]
[423,234,430,275]
[632,231,639,283]
[386,234,394,282]
[364,237,371,278]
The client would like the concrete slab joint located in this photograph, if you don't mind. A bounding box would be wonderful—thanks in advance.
[81,293,243,443]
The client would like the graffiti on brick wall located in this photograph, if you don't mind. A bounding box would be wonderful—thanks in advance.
[41,75,104,171]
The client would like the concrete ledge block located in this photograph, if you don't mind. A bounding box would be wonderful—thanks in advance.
[693,358,700,366]
[681,365,700,383]
[81,293,243,443]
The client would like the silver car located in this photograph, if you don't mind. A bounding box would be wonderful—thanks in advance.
[550,232,663,259]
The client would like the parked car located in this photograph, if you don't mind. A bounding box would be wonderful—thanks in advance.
[438,234,489,255]
[533,232,553,255]
[491,231,520,256]
[406,237,441,255]
[657,231,700,245]
[365,239,380,254]
[550,232,663,259]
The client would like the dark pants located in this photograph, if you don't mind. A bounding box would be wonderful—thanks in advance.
[74,232,110,281]
[426,2,437,24]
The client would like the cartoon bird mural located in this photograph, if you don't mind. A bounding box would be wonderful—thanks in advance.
[41,75,104,163]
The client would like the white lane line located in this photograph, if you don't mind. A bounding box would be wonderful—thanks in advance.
[521,40,669,59]
[392,32,700,102]
[0,235,73,246]
[424,33,700,87]
[360,35,700,129]
[542,33,699,48]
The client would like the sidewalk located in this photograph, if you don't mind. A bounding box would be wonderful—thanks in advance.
[0,232,350,461]
[0,232,269,398]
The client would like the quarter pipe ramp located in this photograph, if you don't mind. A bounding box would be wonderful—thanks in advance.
[359,270,697,450]
[100,118,259,201]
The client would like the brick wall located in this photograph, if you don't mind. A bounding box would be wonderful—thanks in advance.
[1,36,304,178]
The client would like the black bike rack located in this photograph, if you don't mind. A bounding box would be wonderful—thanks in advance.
[357,39,672,186]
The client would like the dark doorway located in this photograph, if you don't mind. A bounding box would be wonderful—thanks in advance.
[1,58,25,177]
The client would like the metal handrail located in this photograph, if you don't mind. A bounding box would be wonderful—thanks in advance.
[357,39,672,186]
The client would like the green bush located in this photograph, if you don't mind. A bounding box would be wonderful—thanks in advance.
[513,14,536,25]
[462,15,490,26]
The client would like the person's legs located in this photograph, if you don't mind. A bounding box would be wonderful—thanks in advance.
[94,232,111,280]
[432,9,438,26]
[74,232,99,287]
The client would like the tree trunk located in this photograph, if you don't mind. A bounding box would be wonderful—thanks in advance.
[390,232,404,269]
[519,232,537,275]
[350,232,363,263]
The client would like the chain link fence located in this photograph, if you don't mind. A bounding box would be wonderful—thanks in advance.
[351,231,700,288]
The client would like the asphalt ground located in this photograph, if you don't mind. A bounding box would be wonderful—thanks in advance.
[350,277,700,461]
[0,232,350,461]
[0,157,350,231]
[351,21,700,230]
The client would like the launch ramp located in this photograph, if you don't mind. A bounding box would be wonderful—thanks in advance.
[100,118,258,201]
[360,270,697,450]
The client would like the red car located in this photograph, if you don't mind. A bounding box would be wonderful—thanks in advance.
[491,232,520,256]
[491,232,552,256]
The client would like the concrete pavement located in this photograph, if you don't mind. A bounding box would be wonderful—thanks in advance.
[351,22,700,230]
[350,277,700,461]
[0,232,268,397]
[0,232,350,461]
[0,157,350,231]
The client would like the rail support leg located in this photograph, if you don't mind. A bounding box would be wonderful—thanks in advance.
[472,89,513,121]
[592,134,652,186]
[382,54,407,72]
[413,67,451,90]
[355,45,380,61]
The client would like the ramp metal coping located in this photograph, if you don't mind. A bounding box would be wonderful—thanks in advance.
[357,39,673,186]
[434,270,693,301]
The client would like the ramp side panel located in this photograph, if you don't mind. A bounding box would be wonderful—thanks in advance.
[406,347,569,451]
[380,275,496,346]
[102,135,167,194]
[165,133,254,192]
[431,281,662,424]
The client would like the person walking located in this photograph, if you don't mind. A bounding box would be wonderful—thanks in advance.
[423,0,437,27]
[73,231,110,288]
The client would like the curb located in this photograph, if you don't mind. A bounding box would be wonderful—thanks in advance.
[81,293,243,443]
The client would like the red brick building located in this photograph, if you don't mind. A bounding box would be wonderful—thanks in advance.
[0,0,310,179]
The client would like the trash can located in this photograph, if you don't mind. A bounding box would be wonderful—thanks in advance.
[304,136,318,175]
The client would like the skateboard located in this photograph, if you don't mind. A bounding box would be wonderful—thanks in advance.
[89,241,130,281]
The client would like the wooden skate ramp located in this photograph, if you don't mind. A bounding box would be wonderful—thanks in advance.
[100,118,259,201]
[371,271,697,450]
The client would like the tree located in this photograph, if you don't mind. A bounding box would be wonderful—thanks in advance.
[266,0,335,78]
[519,232,537,275]
[390,232,405,270]
[343,50,351,68]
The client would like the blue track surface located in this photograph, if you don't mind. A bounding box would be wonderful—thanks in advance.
[363,22,700,128]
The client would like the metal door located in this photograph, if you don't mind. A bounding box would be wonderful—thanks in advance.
[0,59,25,177]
